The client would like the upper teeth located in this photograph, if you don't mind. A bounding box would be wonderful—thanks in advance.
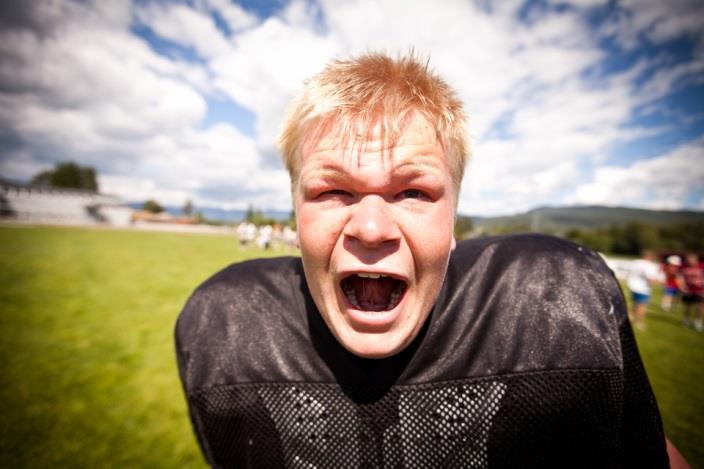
[357,273,385,279]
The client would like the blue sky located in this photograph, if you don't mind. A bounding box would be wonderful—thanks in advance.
[0,0,702,216]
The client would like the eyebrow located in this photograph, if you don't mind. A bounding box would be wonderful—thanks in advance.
[301,166,347,182]
[301,157,445,184]
[392,155,445,176]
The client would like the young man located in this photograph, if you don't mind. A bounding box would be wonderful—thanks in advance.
[680,253,704,331]
[625,250,662,330]
[176,53,669,467]
[661,255,682,312]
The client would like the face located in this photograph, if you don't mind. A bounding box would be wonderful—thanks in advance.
[294,114,457,358]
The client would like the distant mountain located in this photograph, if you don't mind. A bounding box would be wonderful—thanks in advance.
[126,203,291,223]
[125,202,703,229]
[198,206,292,223]
[464,205,704,233]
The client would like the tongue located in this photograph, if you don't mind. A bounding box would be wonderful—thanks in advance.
[354,277,396,311]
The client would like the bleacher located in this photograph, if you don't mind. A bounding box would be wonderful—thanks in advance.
[0,179,130,226]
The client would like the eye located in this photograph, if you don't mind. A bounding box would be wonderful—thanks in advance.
[316,189,353,201]
[398,189,427,200]
[323,189,351,197]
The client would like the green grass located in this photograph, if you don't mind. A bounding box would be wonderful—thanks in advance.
[0,225,702,467]
[630,298,704,467]
[0,225,291,468]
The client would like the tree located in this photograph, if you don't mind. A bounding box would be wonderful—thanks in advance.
[565,228,612,254]
[610,221,659,256]
[182,199,194,217]
[143,199,165,213]
[31,161,99,191]
[244,204,275,225]
[454,216,474,239]
[286,209,297,230]
[245,204,258,223]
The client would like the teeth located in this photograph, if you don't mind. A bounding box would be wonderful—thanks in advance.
[389,290,401,306]
[343,281,405,311]
[356,272,385,279]
[343,284,360,309]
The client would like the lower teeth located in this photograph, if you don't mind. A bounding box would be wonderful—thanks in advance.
[344,287,361,309]
[343,286,403,311]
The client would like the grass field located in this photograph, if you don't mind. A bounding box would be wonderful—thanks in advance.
[0,225,702,467]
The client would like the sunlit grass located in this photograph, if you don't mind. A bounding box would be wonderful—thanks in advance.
[630,295,704,466]
[0,225,701,467]
[0,225,291,467]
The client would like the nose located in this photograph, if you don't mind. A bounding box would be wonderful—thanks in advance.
[343,195,401,248]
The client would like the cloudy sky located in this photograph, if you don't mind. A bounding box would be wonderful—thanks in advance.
[0,0,702,216]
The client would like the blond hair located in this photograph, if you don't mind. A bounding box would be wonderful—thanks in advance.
[277,51,470,195]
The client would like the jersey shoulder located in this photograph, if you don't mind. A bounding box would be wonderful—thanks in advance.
[427,234,626,377]
[451,233,620,302]
[177,256,304,334]
[175,256,309,390]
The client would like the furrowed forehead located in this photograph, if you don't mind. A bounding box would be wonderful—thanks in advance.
[290,110,463,204]
[299,110,442,161]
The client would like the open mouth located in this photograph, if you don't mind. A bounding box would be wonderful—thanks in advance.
[340,273,407,312]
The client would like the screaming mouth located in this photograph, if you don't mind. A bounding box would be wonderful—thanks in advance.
[341,273,407,312]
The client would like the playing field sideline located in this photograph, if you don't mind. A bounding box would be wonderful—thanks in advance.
[0,225,702,467]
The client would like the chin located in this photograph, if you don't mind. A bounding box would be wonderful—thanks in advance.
[339,330,410,359]
[335,322,416,359]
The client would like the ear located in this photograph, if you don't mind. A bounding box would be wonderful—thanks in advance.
[451,235,457,251]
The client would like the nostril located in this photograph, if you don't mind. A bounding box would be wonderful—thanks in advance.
[344,224,399,247]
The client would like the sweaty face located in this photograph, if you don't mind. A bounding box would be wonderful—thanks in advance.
[294,115,456,358]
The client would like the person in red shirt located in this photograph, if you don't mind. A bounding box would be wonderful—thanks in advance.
[661,255,682,312]
[679,253,704,331]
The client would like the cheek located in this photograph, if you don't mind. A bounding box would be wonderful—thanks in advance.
[404,207,455,274]
[296,204,343,263]
[407,207,454,245]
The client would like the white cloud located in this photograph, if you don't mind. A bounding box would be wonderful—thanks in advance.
[570,138,704,209]
[208,13,338,160]
[638,58,704,103]
[553,0,608,7]
[280,0,324,31]
[0,0,288,210]
[0,21,208,175]
[135,3,231,59]
[0,0,701,216]
[603,0,704,51]
[196,0,259,33]
[99,174,191,205]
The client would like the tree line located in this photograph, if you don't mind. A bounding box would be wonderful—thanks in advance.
[31,162,98,191]
[456,214,703,255]
[564,221,704,255]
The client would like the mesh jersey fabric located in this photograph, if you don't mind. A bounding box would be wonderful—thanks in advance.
[176,234,668,468]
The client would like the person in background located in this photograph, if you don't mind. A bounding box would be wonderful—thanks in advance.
[661,255,682,312]
[679,253,704,332]
[626,250,662,330]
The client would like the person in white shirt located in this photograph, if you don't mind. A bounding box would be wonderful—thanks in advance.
[626,250,662,330]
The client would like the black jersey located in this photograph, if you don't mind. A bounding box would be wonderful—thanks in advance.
[176,234,668,468]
